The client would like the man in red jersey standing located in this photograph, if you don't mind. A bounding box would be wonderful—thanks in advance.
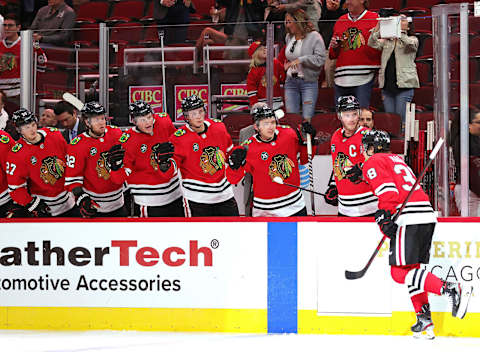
[120,100,184,217]
[65,102,127,218]
[324,95,377,216]
[0,129,15,217]
[361,129,473,339]
[170,94,238,217]
[6,108,75,217]
[226,105,315,217]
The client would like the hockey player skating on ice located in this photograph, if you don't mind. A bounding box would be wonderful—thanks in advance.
[325,95,378,216]
[361,130,473,339]
[120,100,184,217]
[6,109,75,217]
[169,95,239,217]
[65,102,127,217]
[226,105,316,217]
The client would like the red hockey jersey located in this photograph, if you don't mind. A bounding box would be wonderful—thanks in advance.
[120,113,182,207]
[330,126,378,216]
[329,10,381,87]
[363,153,436,226]
[227,125,307,217]
[247,59,285,106]
[0,37,47,97]
[6,128,74,215]
[65,127,125,213]
[0,130,15,207]
[169,119,234,204]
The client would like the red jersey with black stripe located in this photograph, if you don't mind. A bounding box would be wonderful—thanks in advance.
[120,113,182,207]
[362,152,436,226]
[330,126,378,216]
[0,130,15,206]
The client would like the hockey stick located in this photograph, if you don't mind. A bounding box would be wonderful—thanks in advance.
[273,176,325,197]
[306,133,316,215]
[344,137,445,280]
[63,92,84,111]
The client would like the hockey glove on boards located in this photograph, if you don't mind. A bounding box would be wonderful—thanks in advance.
[106,144,125,171]
[26,197,51,217]
[324,185,338,206]
[76,193,100,218]
[375,209,398,238]
[153,142,175,172]
[345,163,363,184]
[228,147,247,170]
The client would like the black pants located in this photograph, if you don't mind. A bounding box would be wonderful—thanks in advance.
[95,205,128,218]
[133,197,185,217]
[0,200,14,218]
[187,197,239,217]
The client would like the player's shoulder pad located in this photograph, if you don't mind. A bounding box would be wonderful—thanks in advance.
[11,143,22,153]
[119,132,130,143]
[240,139,252,147]
[278,124,291,129]
[0,134,10,144]
[174,128,186,137]
[70,136,82,145]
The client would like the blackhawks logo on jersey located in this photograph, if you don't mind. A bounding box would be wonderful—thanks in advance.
[0,52,17,73]
[150,143,161,171]
[334,152,354,180]
[342,27,365,51]
[40,156,66,185]
[96,151,111,180]
[268,154,295,181]
[200,146,225,175]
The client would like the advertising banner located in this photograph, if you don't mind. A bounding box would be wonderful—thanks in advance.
[221,84,248,112]
[175,85,209,121]
[0,222,267,309]
[129,85,164,114]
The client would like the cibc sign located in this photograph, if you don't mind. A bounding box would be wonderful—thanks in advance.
[129,85,164,114]
[175,85,209,121]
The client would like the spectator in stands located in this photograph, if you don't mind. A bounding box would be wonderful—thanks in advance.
[368,15,419,132]
[221,0,267,40]
[0,14,47,111]
[329,0,380,108]
[268,1,322,32]
[0,90,7,131]
[54,100,87,143]
[359,107,374,129]
[247,41,285,110]
[318,0,346,88]
[154,0,196,45]
[280,9,326,121]
[38,108,57,128]
[452,109,480,216]
[30,0,76,46]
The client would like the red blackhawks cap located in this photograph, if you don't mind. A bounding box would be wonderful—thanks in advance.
[248,41,263,58]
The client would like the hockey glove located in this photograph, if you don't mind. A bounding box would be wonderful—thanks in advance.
[296,121,317,146]
[76,193,100,218]
[374,209,398,239]
[106,144,125,171]
[345,163,363,184]
[324,185,338,206]
[26,197,51,217]
[228,148,247,170]
[154,142,175,172]
[6,203,29,218]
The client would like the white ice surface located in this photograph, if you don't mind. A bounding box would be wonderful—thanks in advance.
[1,331,480,352]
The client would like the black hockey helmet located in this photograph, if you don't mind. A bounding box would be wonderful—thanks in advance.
[81,101,106,118]
[362,129,391,153]
[129,100,153,120]
[251,105,276,123]
[337,95,360,113]
[12,108,37,128]
[181,95,205,113]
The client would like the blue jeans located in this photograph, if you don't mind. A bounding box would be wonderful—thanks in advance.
[334,78,374,108]
[382,88,414,130]
[284,77,318,120]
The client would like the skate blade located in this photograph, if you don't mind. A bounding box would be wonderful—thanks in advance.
[457,285,473,319]
[413,327,435,340]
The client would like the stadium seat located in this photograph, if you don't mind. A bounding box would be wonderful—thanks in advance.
[191,0,215,20]
[390,138,405,155]
[413,86,434,110]
[405,0,441,8]
[369,0,402,10]
[107,0,145,23]
[316,88,335,112]
[311,113,339,155]
[74,23,100,45]
[416,61,432,84]
[75,1,109,24]
[42,46,73,70]
[222,113,254,145]
[412,17,432,34]
[280,113,302,129]
[141,1,155,24]
[373,112,401,138]
[415,112,434,130]
[141,25,159,46]
[110,22,143,45]
[370,88,384,112]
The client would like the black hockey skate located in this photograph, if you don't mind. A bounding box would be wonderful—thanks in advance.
[442,282,474,319]
[411,304,435,339]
